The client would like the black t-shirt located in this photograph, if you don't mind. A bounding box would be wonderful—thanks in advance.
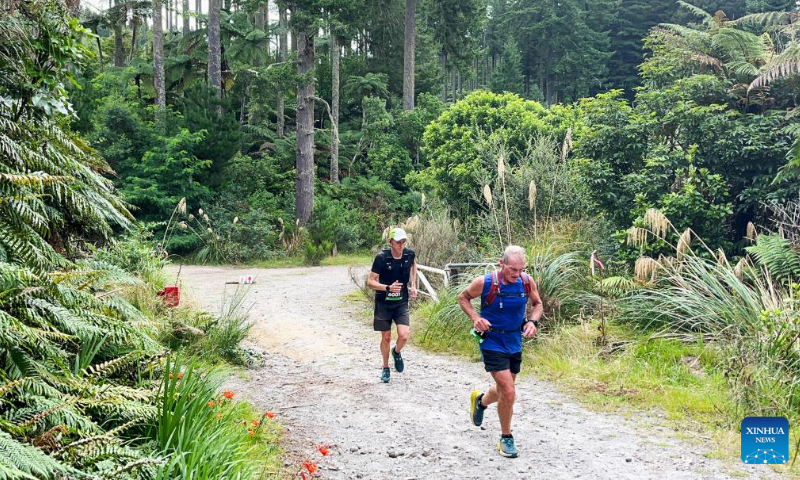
[371,247,415,304]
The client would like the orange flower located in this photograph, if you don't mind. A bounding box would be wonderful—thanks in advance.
[317,446,330,456]
[177,372,183,379]
[169,373,174,379]
[264,411,275,419]
[223,390,235,399]
[248,429,255,437]
[207,400,215,408]
[303,461,317,475]
[216,413,222,420]
[252,420,260,427]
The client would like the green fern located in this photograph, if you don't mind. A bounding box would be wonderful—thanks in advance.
[0,431,76,479]
[598,276,642,298]
[745,233,800,283]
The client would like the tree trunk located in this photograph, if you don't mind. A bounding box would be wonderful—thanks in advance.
[277,4,288,137]
[208,0,222,99]
[153,0,166,115]
[182,0,189,35]
[129,17,137,63]
[263,1,269,55]
[545,50,554,106]
[113,1,125,67]
[166,0,172,31]
[440,52,447,101]
[96,35,104,70]
[402,0,415,111]
[295,30,315,225]
[66,0,81,16]
[331,33,340,183]
[253,5,265,66]
[474,57,479,90]
[195,0,201,29]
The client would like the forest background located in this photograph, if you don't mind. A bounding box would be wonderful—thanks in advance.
[5,0,800,477]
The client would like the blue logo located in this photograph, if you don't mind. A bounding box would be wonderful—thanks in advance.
[741,417,789,464]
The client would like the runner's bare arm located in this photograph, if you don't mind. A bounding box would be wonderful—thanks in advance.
[528,281,543,322]
[458,276,490,331]
[367,272,401,292]
[522,281,544,338]
[410,260,418,299]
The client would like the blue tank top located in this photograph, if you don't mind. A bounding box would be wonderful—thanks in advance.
[479,272,527,354]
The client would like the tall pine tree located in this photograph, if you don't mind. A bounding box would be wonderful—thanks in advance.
[607,0,678,97]
[489,39,525,96]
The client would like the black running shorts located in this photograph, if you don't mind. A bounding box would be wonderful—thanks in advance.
[481,349,522,374]
[373,301,410,331]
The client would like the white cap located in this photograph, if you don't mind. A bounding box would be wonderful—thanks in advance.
[389,227,408,242]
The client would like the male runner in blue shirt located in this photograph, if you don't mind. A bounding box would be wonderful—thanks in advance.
[458,245,543,458]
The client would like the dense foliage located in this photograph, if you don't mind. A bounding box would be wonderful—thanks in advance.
[7,0,800,473]
[1,2,278,478]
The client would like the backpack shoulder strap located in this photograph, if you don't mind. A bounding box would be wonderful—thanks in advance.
[521,272,533,298]
[484,270,501,307]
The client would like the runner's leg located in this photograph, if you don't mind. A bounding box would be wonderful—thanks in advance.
[482,371,516,435]
[395,325,409,352]
[381,330,392,368]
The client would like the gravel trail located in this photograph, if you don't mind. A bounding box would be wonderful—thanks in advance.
[174,264,771,480]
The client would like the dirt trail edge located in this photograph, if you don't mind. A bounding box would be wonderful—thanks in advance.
[174,264,768,480]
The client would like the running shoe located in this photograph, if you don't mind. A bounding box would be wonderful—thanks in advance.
[497,435,518,458]
[470,390,486,427]
[392,346,404,372]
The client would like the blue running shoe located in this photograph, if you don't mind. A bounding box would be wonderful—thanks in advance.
[497,435,518,458]
[380,367,390,383]
[392,346,404,372]
[470,390,486,427]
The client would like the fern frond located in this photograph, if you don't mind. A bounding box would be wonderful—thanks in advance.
[749,42,800,90]
[677,1,713,23]
[599,276,641,297]
[84,351,144,379]
[745,233,800,283]
[0,431,75,480]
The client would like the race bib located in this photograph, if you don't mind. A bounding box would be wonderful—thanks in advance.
[386,291,402,301]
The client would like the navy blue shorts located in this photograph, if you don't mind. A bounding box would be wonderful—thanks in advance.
[481,349,522,374]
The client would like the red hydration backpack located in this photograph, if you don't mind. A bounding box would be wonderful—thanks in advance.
[483,270,534,307]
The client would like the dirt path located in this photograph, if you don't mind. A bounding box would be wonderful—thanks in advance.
[174,264,770,480]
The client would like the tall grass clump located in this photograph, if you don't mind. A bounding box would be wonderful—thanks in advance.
[169,285,253,364]
[153,358,255,479]
[618,253,800,423]
[416,286,480,358]
[210,286,255,363]
[528,246,587,321]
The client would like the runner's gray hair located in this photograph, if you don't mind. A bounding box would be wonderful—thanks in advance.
[502,245,526,263]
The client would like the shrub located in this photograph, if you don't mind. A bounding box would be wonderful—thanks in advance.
[394,204,472,268]
[415,90,570,214]
[92,226,167,286]
[306,196,364,253]
[304,240,333,266]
